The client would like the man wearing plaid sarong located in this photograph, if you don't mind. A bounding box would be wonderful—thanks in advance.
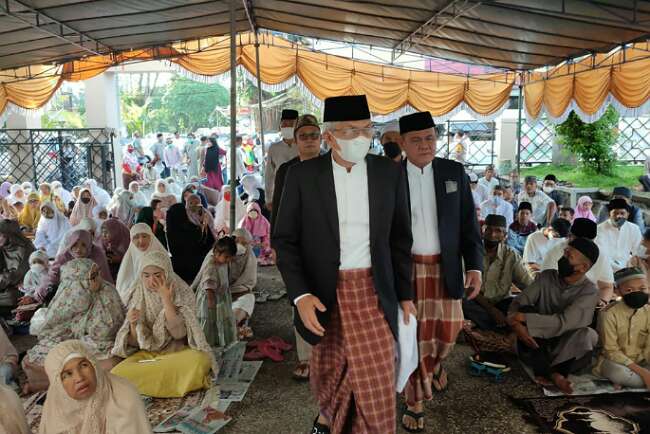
[273,95,415,434]
[398,111,484,433]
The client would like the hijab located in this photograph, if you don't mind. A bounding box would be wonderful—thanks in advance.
[0,384,29,434]
[8,184,25,205]
[111,191,137,227]
[23,250,50,291]
[0,220,34,291]
[21,181,34,195]
[575,195,597,222]
[52,181,73,205]
[100,218,131,260]
[0,181,11,199]
[214,185,245,234]
[115,223,167,303]
[185,193,217,238]
[83,179,111,208]
[35,201,71,258]
[240,174,260,202]
[165,177,182,197]
[93,205,108,232]
[70,188,97,226]
[40,340,152,434]
[111,251,217,374]
[18,191,41,230]
[238,201,270,239]
[128,181,147,208]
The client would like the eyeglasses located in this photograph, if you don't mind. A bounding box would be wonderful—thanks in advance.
[331,127,374,140]
[298,133,320,141]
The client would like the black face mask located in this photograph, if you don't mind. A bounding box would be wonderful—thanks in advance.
[557,256,575,278]
[483,238,500,250]
[623,291,649,309]
[80,197,91,204]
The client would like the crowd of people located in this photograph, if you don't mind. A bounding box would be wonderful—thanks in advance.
[0,94,649,434]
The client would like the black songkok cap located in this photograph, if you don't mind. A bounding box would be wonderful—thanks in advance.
[383,142,402,159]
[485,214,507,228]
[570,218,597,240]
[613,186,633,199]
[569,238,600,265]
[517,201,532,212]
[281,109,299,120]
[551,217,571,238]
[608,198,631,212]
[322,95,371,122]
[399,111,436,135]
[544,174,558,182]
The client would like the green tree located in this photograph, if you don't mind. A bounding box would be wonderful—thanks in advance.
[160,76,229,131]
[555,106,619,175]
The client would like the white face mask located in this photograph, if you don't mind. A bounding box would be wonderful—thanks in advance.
[281,127,294,141]
[335,136,371,164]
[30,263,46,273]
[543,186,554,194]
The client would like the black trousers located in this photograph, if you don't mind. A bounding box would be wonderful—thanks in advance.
[517,337,592,378]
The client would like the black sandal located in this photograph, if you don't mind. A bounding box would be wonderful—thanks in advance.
[401,410,425,433]
[311,416,330,434]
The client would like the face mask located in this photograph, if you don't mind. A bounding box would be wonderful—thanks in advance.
[81,197,91,204]
[557,256,574,278]
[543,186,554,194]
[248,211,259,219]
[612,217,626,228]
[483,238,499,250]
[623,291,649,309]
[30,263,46,273]
[281,127,294,140]
[236,243,246,255]
[335,136,371,164]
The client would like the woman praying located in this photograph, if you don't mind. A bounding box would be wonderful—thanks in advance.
[100,218,131,281]
[129,181,147,208]
[239,202,274,265]
[34,201,71,258]
[151,179,176,209]
[18,191,41,232]
[22,258,124,392]
[575,196,597,222]
[110,190,137,227]
[70,188,97,226]
[39,340,152,434]
[213,185,245,234]
[115,223,167,303]
[135,202,167,249]
[0,219,34,309]
[111,251,215,398]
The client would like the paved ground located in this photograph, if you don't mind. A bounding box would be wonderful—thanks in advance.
[222,267,542,434]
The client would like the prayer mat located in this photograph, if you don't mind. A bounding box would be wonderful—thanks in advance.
[513,392,650,433]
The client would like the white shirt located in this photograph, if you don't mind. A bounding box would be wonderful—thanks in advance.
[478,176,499,194]
[480,197,514,227]
[523,230,563,265]
[541,239,614,284]
[333,157,372,270]
[471,184,489,208]
[516,190,554,224]
[407,160,441,255]
[596,220,643,272]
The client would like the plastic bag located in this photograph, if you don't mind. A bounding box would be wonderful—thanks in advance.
[29,308,48,336]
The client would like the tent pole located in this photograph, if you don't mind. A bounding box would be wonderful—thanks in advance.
[255,32,266,175]
[516,84,523,174]
[229,0,237,234]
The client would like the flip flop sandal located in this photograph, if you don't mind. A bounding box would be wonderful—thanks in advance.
[401,410,425,433]
[243,348,265,361]
[292,362,310,382]
[258,341,285,362]
[432,366,448,392]
[311,417,330,434]
[267,336,293,352]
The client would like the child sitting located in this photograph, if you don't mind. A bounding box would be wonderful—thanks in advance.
[594,267,650,389]
[238,202,273,266]
[15,250,49,322]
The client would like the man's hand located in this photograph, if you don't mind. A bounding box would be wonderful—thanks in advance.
[464,271,482,300]
[512,322,538,349]
[400,300,417,325]
[296,295,327,336]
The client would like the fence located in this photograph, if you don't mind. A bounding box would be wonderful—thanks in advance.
[519,116,650,166]
[436,120,496,168]
[0,128,115,191]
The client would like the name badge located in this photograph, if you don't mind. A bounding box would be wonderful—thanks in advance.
[445,180,458,193]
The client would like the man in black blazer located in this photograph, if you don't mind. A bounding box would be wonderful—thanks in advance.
[398,111,483,433]
[273,95,415,434]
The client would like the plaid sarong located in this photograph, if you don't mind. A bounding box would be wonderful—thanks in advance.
[310,268,396,434]
[404,254,463,405]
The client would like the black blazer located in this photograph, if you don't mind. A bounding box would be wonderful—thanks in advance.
[270,156,300,239]
[402,158,483,299]
[272,152,413,345]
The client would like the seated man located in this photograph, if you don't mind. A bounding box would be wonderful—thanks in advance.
[594,267,650,389]
[523,217,571,273]
[559,207,575,223]
[516,175,556,227]
[596,198,643,272]
[542,218,615,305]
[508,238,600,394]
[507,202,537,255]
[469,172,489,208]
[597,186,645,233]
[479,164,500,194]
[542,174,563,208]
[480,185,514,227]
[463,214,533,331]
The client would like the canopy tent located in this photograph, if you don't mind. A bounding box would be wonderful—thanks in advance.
[1,0,650,122]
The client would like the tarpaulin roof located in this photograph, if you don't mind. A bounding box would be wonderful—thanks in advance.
[2,0,650,71]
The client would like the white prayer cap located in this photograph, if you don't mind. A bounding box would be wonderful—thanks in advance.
[379,121,400,139]
[468,172,479,183]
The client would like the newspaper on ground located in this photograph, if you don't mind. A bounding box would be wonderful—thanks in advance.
[177,400,232,434]
[217,341,246,382]
[153,406,194,433]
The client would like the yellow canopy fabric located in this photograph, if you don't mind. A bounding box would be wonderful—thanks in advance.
[0,32,514,119]
[524,43,650,123]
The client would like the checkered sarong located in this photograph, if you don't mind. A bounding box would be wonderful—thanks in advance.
[404,254,463,405]
[310,268,396,434]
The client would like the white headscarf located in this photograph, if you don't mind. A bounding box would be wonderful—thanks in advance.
[106,187,124,213]
[92,205,108,232]
[165,177,182,197]
[39,340,153,434]
[7,184,25,205]
[240,174,260,202]
[128,181,147,208]
[83,179,111,208]
[34,201,71,258]
[57,217,100,256]
[21,181,34,195]
[115,223,167,303]
[51,181,73,205]
[151,179,172,200]
[110,191,137,227]
[213,185,245,234]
